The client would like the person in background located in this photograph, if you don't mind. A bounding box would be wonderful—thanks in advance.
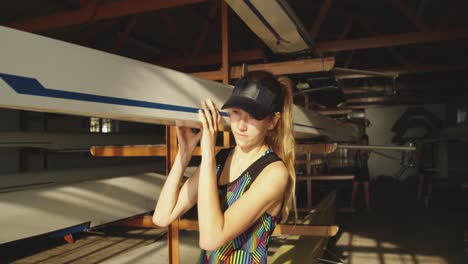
[351,134,371,210]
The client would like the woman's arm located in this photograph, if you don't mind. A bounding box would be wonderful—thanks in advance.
[152,127,201,227]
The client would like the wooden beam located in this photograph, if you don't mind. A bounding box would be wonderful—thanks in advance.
[318,109,353,115]
[351,14,409,65]
[112,16,138,54]
[273,224,338,237]
[316,27,468,53]
[192,0,218,56]
[79,20,116,46]
[8,0,208,32]
[346,96,426,104]
[90,145,166,157]
[221,0,231,148]
[89,145,226,157]
[161,27,468,70]
[297,175,355,181]
[156,49,265,69]
[338,17,353,41]
[336,64,468,79]
[309,0,333,40]
[161,10,189,57]
[116,216,339,237]
[192,57,335,80]
[295,143,337,155]
[388,0,431,32]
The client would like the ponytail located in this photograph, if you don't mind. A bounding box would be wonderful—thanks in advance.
[270,76,297,222]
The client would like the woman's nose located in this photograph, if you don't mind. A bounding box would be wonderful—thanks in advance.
[237,117,248,131]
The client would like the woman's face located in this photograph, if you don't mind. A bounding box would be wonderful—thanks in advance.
[227,108,277,149]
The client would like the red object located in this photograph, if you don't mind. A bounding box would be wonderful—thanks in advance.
[64,234,75,244]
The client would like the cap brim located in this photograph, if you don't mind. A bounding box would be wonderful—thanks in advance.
[221,96,270,120]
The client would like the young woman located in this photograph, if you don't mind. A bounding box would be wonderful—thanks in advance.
[153,71,296,263]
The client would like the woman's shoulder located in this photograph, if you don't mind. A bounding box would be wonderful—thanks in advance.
[259,158,289,181]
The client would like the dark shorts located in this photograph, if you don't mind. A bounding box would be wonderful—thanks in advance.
[355,166,370,182]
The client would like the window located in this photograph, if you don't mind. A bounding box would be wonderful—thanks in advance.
[457,107,466,124]
[90,117,114,133]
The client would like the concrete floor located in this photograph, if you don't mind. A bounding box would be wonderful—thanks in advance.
[328,177,466,264]
[2,177,466,264]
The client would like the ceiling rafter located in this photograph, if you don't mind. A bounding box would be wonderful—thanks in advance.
[192,0,218,56]
[157,49,265,69]
[160,10,189,57]
[78,20,116,46]
[388,0,431,32]
[336,63,468,79]
[316,27,468,53]
[112,16,138,54]
[350,14,409,66]
[309,0,333,41]
[7,0,208,32]
[191,57,335,80]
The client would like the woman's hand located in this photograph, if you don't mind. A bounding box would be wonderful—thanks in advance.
[176,126,201,162]
[198,98,221,158]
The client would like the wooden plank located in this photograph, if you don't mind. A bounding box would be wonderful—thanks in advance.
[112,16,138,54]
[318,109,353,115]
[8,0,208,32]
[336,64,468,79]
[388,0,431,32]
[297,175,355,181]
[90,145,167,157]
[115,216,338,237]
[306,179,312,210]
[90,145,226,157]
[316,27,468,52]
[295,143,338,155]
[161,10,189,57]
[0,132,163,150]
[309,0,333,40]
[157,49,265,69]
[192,0,218,56]
[192,57,335,80]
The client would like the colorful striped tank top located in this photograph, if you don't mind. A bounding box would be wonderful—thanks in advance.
[198,147,282,264]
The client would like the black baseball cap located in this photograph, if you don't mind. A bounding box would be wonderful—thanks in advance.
[221,75,283,120]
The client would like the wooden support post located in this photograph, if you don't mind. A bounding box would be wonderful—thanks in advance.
[166,126,179,264]
[306,178,312,210]
[221,0,229,84]
[221,0,231,148]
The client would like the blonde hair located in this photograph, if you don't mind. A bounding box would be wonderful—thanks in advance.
[272,76,297,222]
[243,71,297,222]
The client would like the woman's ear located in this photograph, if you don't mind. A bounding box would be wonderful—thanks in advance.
[268,112,281,130]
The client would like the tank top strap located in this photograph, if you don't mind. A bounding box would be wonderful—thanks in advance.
[243,151,281,192]
[214,147,234,182]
